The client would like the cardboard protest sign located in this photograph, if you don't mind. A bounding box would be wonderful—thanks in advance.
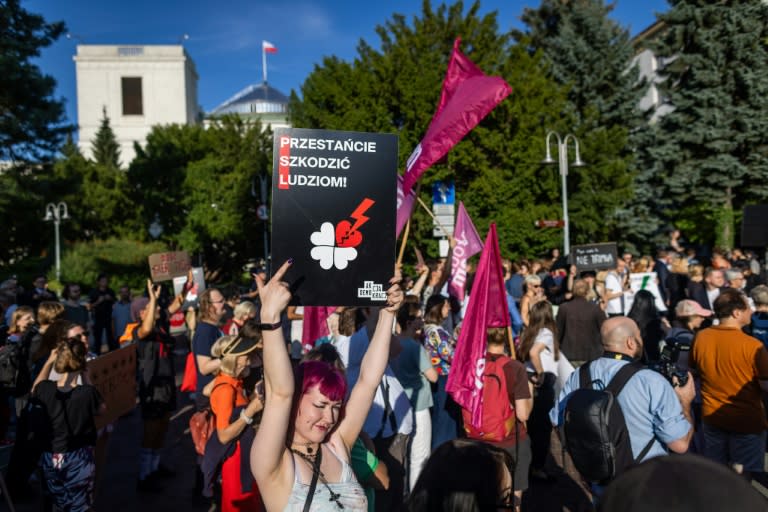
[571,243,618,271]
[87,344,137,429]
[271,128,397,306]
[148,251,191,282]
[626,272,667,312]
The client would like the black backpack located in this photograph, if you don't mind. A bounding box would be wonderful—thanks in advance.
[0,342,29,395]
[563,361,655,484]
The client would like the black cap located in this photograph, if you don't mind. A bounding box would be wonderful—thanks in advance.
[599,454,767,512]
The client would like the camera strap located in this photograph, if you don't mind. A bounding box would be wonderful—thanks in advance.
[602,351,635,363]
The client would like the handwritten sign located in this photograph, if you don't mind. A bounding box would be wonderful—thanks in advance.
[148,251,191,282]
[87,344,137,429]
[571,243,618,271]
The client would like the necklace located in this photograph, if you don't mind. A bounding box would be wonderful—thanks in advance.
[289,445,345,510]
[291,440,319,455]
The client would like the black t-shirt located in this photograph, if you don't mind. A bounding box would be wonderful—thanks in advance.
[192,322,223,394]
[89,287,116,320]
[33,380,102,453]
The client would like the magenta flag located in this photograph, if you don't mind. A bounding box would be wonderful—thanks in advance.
[302,306,336,345]
[448,202,483,300]
[446,223,509,428]
[401,38,512,194]
[396,175,416,237]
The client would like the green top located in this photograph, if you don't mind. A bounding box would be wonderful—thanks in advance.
[350,437,379,512]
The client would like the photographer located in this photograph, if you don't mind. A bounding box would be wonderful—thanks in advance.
[551,317,694,486]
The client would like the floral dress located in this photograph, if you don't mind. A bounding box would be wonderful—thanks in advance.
[422,323,454,376]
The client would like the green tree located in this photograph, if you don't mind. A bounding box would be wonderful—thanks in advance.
[127,116,272,278]
[91,107,121,168]
[0,0,69,161]
[128,123,215,243]
[291,0,573,259]
[178,116,272,276]
[51,116,134,241]
[648,1,768,249]
[516,0,643,248]
[0,163,52,266]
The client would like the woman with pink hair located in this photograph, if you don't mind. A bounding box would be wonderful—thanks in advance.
[250,260,403,511]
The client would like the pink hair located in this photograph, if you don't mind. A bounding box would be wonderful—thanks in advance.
[296,360,347,402]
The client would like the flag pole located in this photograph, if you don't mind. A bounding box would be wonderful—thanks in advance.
[397,182,419,266]
[417,196,450,238]
[262,43,267,83]
[397,219,411,266]
[507,326,516,360]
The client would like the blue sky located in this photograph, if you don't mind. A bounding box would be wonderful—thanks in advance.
[26,0,668,127]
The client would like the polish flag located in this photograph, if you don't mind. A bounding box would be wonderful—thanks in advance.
[263,40,277,53]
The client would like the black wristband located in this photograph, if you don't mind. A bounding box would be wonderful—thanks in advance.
[258,321,282,331]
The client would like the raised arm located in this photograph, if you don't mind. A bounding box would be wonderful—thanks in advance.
[137,280,159,339]
[337,278,403,449]
[250,260,295,484]
[409,265,430,297]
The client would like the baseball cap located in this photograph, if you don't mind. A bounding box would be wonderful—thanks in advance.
[599,454,767,512]
[675,299,712,318]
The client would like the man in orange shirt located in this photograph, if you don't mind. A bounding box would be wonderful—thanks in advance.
[691,288,768,478]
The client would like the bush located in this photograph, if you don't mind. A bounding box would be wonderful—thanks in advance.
[54,238,168,291]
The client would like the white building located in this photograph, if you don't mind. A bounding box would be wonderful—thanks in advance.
[74,45,200,165]
[207,82,290,131]
[632,21,674,123]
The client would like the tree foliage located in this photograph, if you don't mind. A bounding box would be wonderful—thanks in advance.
[291,0,575,259]
[52,112,134,240]
[516,0,643,249]
[0,0,69,161]
[92,107,121,169]
[646,0,768,249]
[128,115,272,278]
[56,238,168,291]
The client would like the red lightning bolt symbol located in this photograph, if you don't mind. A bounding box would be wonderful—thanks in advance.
[348,198,375,233]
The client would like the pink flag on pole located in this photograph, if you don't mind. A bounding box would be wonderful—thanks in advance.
[396,175,416,237]
[446,223,509,428]
[448,202,483,300]
[302,306,336,346]
[401,38,512,194]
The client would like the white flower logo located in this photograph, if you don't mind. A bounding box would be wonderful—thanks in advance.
[310,222,358,270]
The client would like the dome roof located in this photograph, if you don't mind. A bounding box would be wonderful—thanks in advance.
[209,82,288,116]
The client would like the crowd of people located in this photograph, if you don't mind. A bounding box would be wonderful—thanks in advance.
[1,234,768,511]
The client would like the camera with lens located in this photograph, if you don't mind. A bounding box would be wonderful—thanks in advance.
[648,360,689,387]
[650,330,691,387]
[659,332,691,364]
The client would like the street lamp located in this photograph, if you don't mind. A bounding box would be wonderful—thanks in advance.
[543,131,585,256]
[44,202,69,282]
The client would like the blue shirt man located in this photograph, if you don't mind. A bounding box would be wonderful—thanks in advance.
[550,317,694,463]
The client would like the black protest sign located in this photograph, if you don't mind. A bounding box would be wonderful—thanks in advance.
[571,243,618,271]
[271,128,397,306]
